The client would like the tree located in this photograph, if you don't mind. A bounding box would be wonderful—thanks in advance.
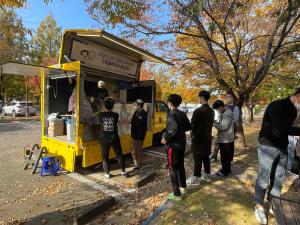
[141,65,200,103]
[29,13,61,65]
[0,8,30,102]
[0,0,26,9]
[0,0,53,9]
[85,0,300,105]
[85,0,300,148]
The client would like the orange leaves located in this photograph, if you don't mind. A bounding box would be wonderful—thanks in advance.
[0,0,25,9]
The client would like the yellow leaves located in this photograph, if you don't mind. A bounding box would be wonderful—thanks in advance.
[0,0,25,9]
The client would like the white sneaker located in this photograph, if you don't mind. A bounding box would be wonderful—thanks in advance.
[180,187,187,194]
[269,202,274,216]
[255,206,267,225]
[201,173,212,183]
[104,173,111,179]
[186,176,200,185]
[120,171,128,177]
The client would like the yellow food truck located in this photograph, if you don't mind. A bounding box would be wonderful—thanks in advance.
[0,30,171,172]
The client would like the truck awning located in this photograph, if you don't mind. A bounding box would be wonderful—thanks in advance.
[59,29,172,65]
[0,62,76,77]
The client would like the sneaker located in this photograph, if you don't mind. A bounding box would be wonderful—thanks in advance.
[255,206,267,225]
[186,176,200,185]
[210,154,217,163]
[167,193,182,201]
[269,202,274,216]
[216,170,227,177]
[201,173,212,183]
[286,169,299,177]
[104,173,111,179]
[120,171,128,177]
[180,187,187,195]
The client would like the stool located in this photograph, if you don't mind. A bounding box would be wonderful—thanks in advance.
[40,155,60,176]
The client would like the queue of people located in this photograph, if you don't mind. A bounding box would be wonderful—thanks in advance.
[93,87,300,225]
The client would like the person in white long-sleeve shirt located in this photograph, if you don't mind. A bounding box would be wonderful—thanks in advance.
[210,92,240,164]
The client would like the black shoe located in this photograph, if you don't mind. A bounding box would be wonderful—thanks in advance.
[133,166,141,171]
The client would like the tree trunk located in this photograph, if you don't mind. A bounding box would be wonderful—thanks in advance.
[234,106,247,149]
[246,105,254,123]
[250,107,254,122]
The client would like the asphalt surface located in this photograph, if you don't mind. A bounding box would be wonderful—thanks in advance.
[0,120,108,224]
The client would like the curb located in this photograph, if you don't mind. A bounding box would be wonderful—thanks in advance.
[134,171,156,188]
[74,196,116,225]
[141,200,169,225]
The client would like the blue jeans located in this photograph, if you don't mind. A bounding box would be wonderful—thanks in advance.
[255,144,287,205]
[287,136,297,170]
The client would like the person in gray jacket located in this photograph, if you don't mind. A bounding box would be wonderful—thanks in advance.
[212,100,234,177]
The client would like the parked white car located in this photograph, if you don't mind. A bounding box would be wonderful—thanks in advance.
[2,101,37,117]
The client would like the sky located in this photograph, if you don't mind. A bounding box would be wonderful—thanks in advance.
[16,0,100,32]
[15,0,172,64]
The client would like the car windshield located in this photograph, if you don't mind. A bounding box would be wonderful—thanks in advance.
[19,103,33,106]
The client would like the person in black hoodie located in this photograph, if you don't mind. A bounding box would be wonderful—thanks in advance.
[131,99,148,170]
[187,90,215,185]
[99,97,127,179]
[161,94,192,201]
[254,88,300,225]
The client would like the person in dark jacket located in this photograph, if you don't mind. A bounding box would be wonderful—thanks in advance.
[254,88,300,225]
[187,90,215,185]
[161,94,192,201]
[131,99,148,170]
[99,97,127,179]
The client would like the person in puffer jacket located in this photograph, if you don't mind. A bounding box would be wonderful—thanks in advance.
[212,100,234,177]
[161,94,192,201]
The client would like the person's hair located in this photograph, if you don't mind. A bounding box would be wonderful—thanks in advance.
[212,100,225,110]
[135,99,144,108]
[293,87,300,96]
[104,97,115,110]
[167,94,182,107]
[198,90,211,101]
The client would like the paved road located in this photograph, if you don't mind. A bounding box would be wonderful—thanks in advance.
[0,121,108,224]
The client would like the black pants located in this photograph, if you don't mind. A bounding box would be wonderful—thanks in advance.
[167,147,186,197]
[193,154,210,177]
[219,142,234,175]
[100,136,125,174]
